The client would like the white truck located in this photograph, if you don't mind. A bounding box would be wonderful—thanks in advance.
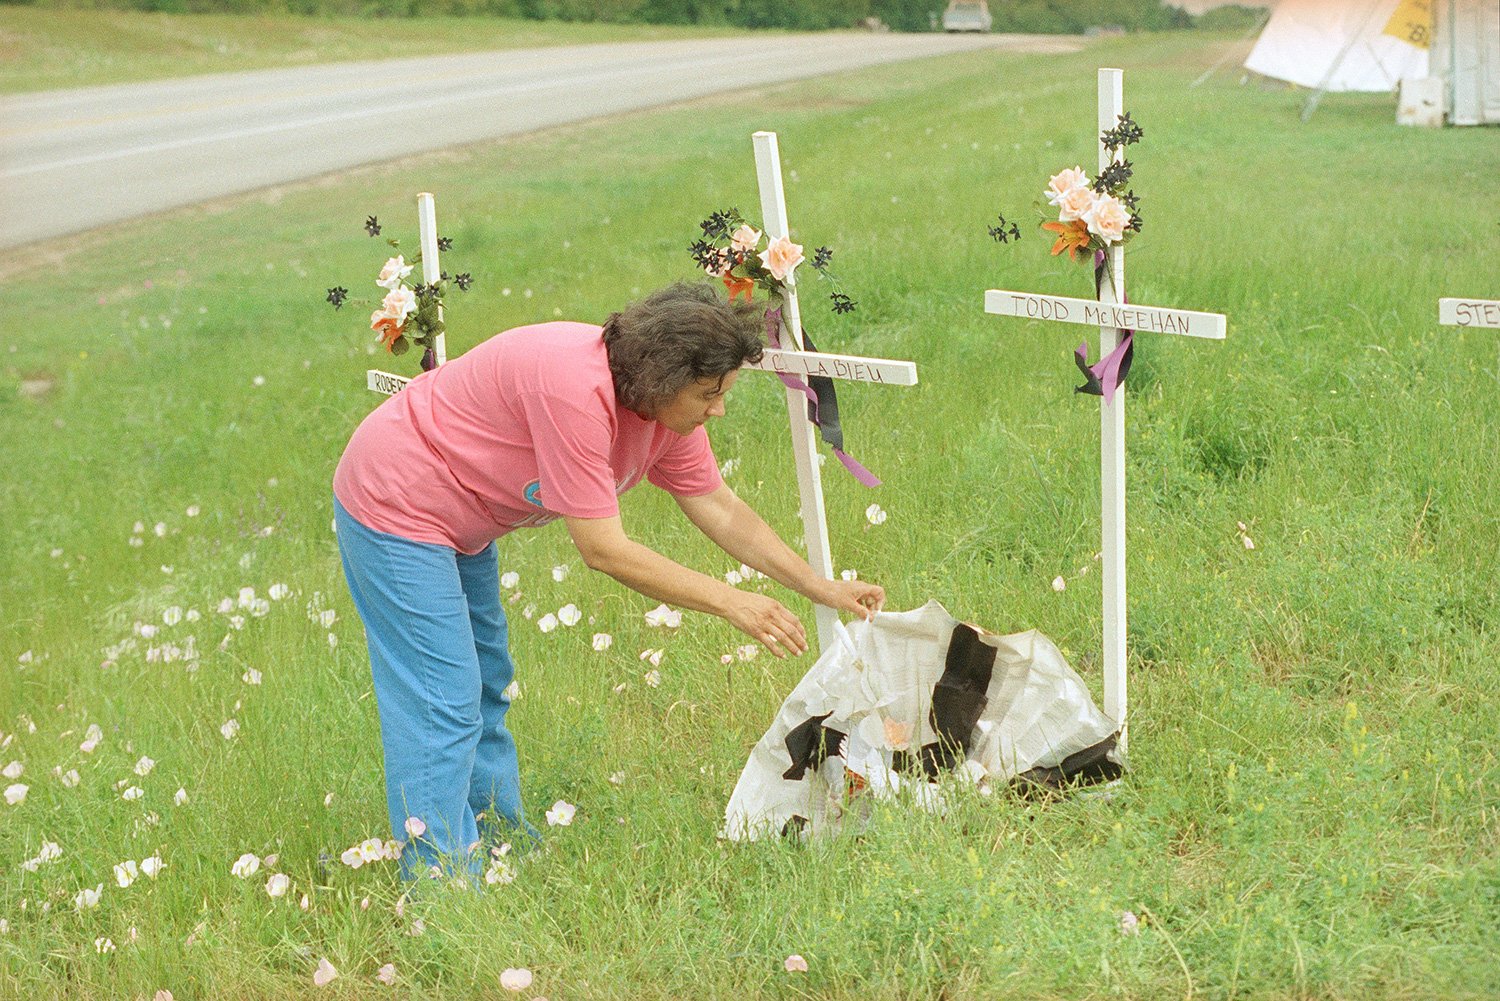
[942,0,992,32]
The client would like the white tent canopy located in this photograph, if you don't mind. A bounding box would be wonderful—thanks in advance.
[1244,0,1429,92]
[1244,0,1499,124]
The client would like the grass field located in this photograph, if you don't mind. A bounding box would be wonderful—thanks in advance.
[0,7,749,93]
[2,26,1498,1001]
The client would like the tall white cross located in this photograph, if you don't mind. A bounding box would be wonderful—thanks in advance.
[983,70,1227,752]
[367,191,446,396]
[747,130,919,654]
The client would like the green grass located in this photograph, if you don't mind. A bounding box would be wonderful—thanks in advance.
[0,6,753,93]
[2,30,1498,1001]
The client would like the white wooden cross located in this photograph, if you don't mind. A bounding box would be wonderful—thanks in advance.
[366,191,446,396]
[746,130,920,655]
[982,70,1228,752]
[1439,298,1500,373]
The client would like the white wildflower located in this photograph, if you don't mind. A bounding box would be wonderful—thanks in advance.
[114,859,139,888]
[644,603,682,628]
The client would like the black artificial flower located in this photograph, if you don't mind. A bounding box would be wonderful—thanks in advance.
[810,246,834,271]
[988,215,1022,243]
[326,286,349,309]
[1126,212,1143,234]
[437,236,453,252]
[364,216,381,237]
[688,239,721,270]
[1093,160,1133,193]
[1120,189,1141,212]
[830,292,856,314]
[699,209,738,241]
[1101,111,1144,150]
[454,273,473,291]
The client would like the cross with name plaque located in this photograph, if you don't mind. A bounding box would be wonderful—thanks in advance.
[743,131,920,655]
[983,69,1228,752]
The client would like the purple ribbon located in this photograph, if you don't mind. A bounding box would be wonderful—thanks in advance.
[1074,332,1134,405]
[764,309,882,488]
[1072,250,1135,404]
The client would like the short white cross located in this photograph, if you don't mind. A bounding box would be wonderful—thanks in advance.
[982,69,1228,752]
[746,130,920,655]
[366,191,446,396]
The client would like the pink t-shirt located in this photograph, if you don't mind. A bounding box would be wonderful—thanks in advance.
[333,322,723,554]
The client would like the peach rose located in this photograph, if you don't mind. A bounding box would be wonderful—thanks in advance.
[380,287,418,325]
[376,255,413,290]
[1084,193,1131,244]
[729,224,762,253]
[1057,185,1096,223]
[759,236,804,282]
[1044,166,1089,205]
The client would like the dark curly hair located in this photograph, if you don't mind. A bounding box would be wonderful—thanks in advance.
[602,282,765,417]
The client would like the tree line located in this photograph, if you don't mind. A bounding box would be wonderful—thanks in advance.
[8,0,1268,33]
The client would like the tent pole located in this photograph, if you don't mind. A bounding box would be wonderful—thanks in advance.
[1191,7,1273,88]
[1302,0,1388,121]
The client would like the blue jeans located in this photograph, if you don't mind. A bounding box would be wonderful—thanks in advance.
[334,497,531,879]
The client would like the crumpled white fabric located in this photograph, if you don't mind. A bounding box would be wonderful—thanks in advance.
[722,600,1121,841]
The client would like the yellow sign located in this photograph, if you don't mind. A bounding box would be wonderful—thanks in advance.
[1384,0,1433,49]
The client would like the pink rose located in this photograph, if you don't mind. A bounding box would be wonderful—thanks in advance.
[1057,186,1096,223]
[380,288,417,325]
[759,236,804,282]
[1084,193,1131,244]
[376,255,413,290]
[729,224,761,253]
[1044,166,1089,205]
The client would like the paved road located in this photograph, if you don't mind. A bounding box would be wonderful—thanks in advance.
[0,32,1079,248]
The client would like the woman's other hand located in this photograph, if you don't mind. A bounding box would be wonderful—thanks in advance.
[721,591,808,659]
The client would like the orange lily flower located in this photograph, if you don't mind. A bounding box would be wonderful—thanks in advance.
[371,315,405,351]
[1042,219,1092,262]
[722,273,756,302]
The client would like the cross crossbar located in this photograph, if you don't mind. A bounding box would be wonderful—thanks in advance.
[1439,298,1500,329]
[746,349,918,386]
[985,290,1227,340]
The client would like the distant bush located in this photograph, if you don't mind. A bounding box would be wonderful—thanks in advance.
[1192,5,1269,32]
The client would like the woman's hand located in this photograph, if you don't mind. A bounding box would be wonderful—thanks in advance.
[720,590,809,659]
[816,579,886,621]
